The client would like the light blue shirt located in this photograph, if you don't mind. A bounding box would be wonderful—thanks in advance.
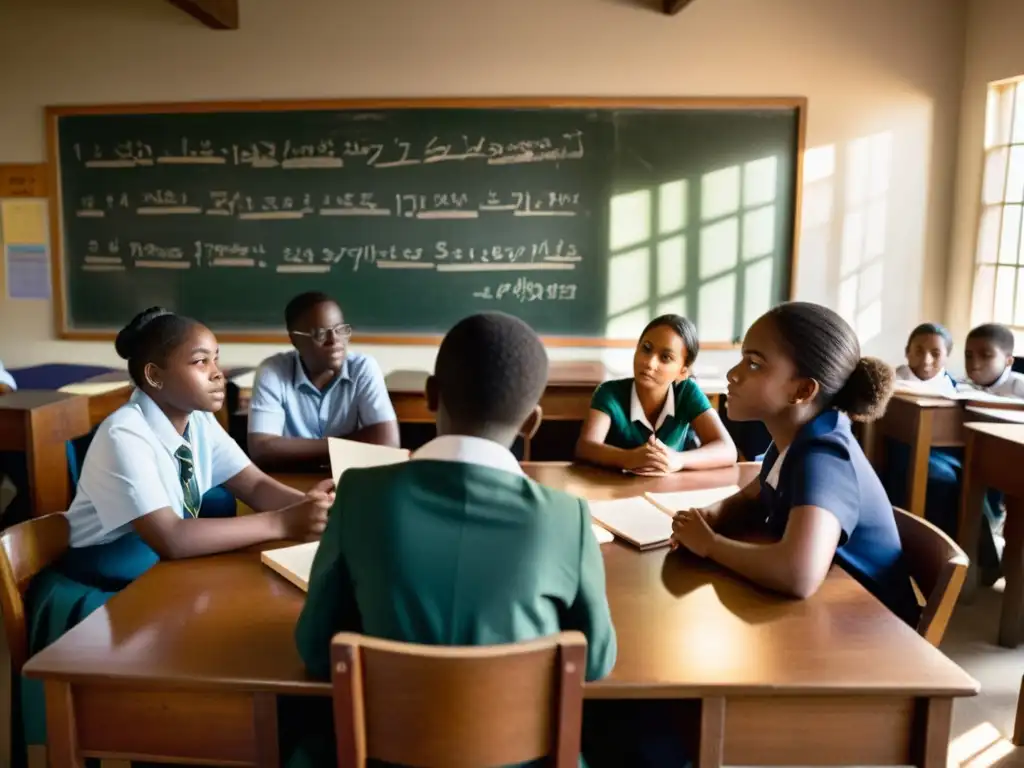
[248,350,396,439]
[65,390,251,548]
[0,361,16,390]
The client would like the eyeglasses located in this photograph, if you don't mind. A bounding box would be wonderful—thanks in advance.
[292,323,353,345]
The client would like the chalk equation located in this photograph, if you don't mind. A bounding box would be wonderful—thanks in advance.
[473,280,578,302]
[78,238,583,274]
[69,130,585,170]
[72,188,584,219]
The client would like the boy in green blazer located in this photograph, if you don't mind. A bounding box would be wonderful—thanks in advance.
[291,312,617,765]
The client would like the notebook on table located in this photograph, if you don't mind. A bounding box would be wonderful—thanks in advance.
[588,485,740,550]
[327,437,410,484]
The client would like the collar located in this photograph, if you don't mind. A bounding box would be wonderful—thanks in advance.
[292,350,350,394]
[130,389,191,455]
[411,434,524,476]
[984,366,1012,392]
[765,445,789,489]
[630,382,675,431]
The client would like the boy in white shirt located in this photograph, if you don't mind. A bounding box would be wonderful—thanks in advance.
[960,323,1024,399]
[894,323,957,396]
[0,360,16,394]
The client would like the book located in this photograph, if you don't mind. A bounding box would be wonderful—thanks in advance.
[328,437,410,484]
[261,541,318,592]
[588,485,740,550]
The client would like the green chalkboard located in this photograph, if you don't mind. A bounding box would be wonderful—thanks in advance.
[49,99,803,344]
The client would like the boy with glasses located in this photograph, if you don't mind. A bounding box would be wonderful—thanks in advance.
[247,292,399,470]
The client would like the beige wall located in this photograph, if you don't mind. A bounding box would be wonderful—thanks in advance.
[0,0,966,376]
[947,0,1024,351]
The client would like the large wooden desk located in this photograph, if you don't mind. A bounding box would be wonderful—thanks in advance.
[959,422,1024,647]
[24,463,976,768]
[0,391,90,515]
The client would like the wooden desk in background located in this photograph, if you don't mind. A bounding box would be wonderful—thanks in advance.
[959,421,1024,648]
[861,393,1024,518]
[0,391,90,515]
[25,463,976,768]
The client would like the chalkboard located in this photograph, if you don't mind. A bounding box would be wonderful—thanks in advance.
[47,99,804,345]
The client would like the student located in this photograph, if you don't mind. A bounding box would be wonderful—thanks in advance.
[290,312,616,766]
[248,292,399,471]
[21,307,332,748]
[894,322,957,395]
[670,302,920,626]
[576,314,737,474]
[0,360,15,394]
[959,322,1024,398]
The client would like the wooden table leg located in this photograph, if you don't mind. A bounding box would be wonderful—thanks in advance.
[911,697,952,768]
[958,431,985,601]
[999,495,1024,648]
[44,681,83,768]
[253,693,280,768]
[907,410,933,518]
[697,697,724,768]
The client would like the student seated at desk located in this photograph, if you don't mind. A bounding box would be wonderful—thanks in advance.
[291,312,617,767]
[959,322,1024,399]
[670,302,920,626]
[575,314,736,475]
[894,322,957,396]
[0,359,16,394]
[248,292,399,471]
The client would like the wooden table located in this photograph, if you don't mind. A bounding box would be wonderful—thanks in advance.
[959,422,1024,647]
[0,391,90,515]
[24,463,976,767]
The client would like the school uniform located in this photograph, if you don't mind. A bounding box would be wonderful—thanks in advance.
[288,434,617,767]
[248,350,396,440]
[21,389,252,747]
[893,364,957,396]
[958,367,1024,399]
[590,377,711,451]
[0,360,17,390]
[759,409,921,627]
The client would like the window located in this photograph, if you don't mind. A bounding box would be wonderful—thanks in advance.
[605,156,781,344]
[972,77,1024,328]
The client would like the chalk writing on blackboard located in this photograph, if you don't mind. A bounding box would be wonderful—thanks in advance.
[473,280,578,302]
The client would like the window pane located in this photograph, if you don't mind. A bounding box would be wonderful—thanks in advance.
[983,148,1009,204]
[657,236,686,295]
[701,166,740,221]
[988,85,1015,148]
[995,265,1017,324]
[1008,146,1024,203]
[658,180,687,235]
[743,157,778,208]
[657,294,687,318]
[972,265,996,327]
[1015,271,1024,325]
[743,258,773,332]
[699,217,739,279]
[742,205,775,261]
[1001,206,1023,264]
[609,190,650,251]
[1013,83,1024,144]
[607,247,649,316]
[977,206,1002,264]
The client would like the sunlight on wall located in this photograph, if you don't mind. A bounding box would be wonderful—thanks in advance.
[606,156,780,343]
[948,721,1015,768]
[836,131,892,345]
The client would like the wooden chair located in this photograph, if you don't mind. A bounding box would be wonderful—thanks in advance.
[0,512,70,768]
[893,506,969,646]
[331,631,587,768]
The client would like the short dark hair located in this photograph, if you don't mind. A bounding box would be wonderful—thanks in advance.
[907,322,954,354]
[967,323,1015,355]
[115,307,198,387]
[434,312,548,429]
[285,292,336,331]
[765,302,894,422]
[640,314,700,367]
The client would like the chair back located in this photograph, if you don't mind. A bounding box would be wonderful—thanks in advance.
[331,631,587,768]
[0,513,70,673]
[893,506,968,645]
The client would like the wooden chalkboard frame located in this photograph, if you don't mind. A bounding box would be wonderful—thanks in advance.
[46,96,807,348]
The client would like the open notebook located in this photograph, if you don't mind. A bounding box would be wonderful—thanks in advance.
[327,437,410,484]
[588,486,740,550]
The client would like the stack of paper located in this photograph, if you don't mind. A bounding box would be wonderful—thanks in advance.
[588,485,740,550]
[261,541,318,591]
[328,437,410,483]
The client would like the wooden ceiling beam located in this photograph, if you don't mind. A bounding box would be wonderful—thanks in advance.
[166,0,239,29]
[663,0,697,15]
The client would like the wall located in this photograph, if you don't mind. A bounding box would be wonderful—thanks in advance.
[0,0,966,376]
[947,0,1024,352]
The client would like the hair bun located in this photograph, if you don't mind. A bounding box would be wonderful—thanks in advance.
[115,306,172,361]
[832,356,895,422]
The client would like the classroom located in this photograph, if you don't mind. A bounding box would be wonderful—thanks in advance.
[1,0,1024,765]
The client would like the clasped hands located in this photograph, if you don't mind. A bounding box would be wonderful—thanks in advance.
[623,434,685,476]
